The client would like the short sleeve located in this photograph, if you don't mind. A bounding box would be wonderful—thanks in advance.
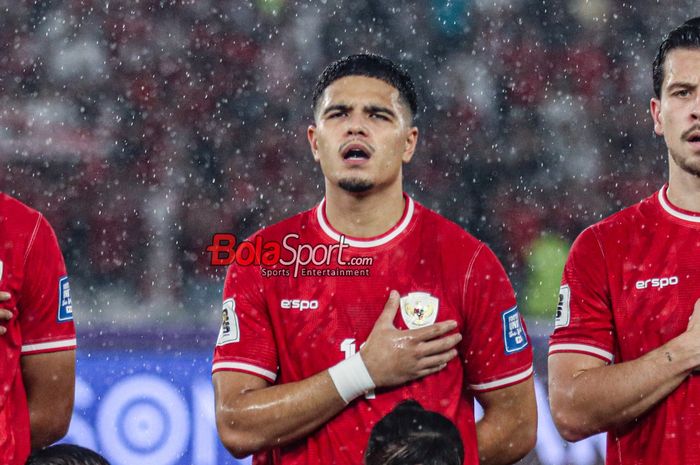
[461,244,533,392]
[548,227,615,363]
[18,215,76,355]
[212,261,278,382]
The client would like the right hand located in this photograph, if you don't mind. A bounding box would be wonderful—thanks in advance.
[0,291,12,335]
[359,290,462,388]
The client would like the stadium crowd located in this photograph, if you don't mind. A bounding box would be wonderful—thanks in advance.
[0,0,684,325]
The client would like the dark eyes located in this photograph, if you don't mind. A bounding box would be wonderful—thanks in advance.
[327,112,390,120]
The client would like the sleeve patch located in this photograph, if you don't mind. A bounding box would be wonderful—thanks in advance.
[217,298,240,346]
[555,284,571,328]
[57,276,73,322]
[502,306,528,354]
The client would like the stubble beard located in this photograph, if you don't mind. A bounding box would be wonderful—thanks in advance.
[670,147,700,178]
[338,177,374,193]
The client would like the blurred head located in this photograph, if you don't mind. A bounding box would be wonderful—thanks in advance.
[364,400,464,465]
[308,55,419,196]
[26,444,111,465]
[650,18,700,179]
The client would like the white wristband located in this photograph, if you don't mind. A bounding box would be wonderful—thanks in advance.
[328,352,376,404]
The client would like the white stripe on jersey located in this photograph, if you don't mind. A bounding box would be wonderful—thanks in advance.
[212,361,277,382]
[548,343,614,362]
[469,365,533,391]
[316,197,415,248]
[658,187,700,223]
[21,338,77,354]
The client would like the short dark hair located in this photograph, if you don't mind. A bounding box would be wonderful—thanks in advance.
[26,444,111,465]
[312,54,418,119]
[653,17,700,98]
[365,400,464,465]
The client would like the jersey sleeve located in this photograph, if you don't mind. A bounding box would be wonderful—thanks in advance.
[548,227,615,363]
[18,214,76,355]
[461,243,533,393]
[212,260,278,383]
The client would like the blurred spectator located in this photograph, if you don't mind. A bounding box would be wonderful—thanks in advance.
[522,233,571,319]
[0,0,688,325]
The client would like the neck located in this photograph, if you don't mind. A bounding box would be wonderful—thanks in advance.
[667,161,700,213]
[323,184,406,238]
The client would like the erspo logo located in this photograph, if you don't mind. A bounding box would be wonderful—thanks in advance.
[635,276,679,290]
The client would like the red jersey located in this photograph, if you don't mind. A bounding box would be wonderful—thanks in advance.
[0,193,76,465]
[213,196,533,465]
[550,186,700,465]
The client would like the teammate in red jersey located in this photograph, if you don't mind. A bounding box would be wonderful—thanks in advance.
[212,54,536,465]
[0,193,76,465]
[548,17,700,465]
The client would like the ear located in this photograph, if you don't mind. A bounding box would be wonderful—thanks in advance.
[650,97,664,136]
[401,127,419,163]
[307,124,320,162]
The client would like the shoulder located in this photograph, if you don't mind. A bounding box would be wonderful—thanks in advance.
[0,193,44,243]
[577,194,654,248]
[0,192,42,225]
[414,202,482,250]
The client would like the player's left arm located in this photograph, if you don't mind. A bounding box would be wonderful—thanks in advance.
[21,350,76,449]
[462,244,537,464]
[475,377,537,465]
[18,214,77,449]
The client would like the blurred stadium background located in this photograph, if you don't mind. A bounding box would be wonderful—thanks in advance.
[1,1,694,464]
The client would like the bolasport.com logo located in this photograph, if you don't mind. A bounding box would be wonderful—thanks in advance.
[206,233,373,278]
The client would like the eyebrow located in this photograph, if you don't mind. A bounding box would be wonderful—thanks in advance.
[321,103,397,118]
[667,81,697,91]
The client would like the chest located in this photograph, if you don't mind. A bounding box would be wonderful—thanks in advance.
[261,249,465,377]
[609,228,700,359]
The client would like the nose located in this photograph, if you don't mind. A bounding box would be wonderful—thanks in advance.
[345,113,368,137]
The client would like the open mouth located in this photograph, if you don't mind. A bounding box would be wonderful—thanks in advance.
[688,134,700,143]
[343,148,371,160]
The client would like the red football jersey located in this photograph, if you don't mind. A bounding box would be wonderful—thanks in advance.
[0,193,76,465]
[213,195,533,465]
[549,186,700,464]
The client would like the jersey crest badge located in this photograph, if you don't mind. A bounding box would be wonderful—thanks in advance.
[217,298,240,346]
[400,292,439,329]
[57,276,73,322]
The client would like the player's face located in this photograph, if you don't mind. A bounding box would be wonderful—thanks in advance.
[307,76,418,195]
[651,48,700,178]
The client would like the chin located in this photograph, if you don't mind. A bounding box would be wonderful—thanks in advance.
[338,178,375,193]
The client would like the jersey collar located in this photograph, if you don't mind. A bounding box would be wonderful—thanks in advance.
[658,184,700,223]
[316,194,415,248]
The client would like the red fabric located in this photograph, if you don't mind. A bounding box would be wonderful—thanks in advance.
[550,186,700,464]
[213,196,533,465]
[0,193,76,465]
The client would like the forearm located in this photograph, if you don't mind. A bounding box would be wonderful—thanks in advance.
[215,370,347,457]
[28,407,71,450]
[476,418,533,465]
[550,336,696,440]
[21,351,75,450]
